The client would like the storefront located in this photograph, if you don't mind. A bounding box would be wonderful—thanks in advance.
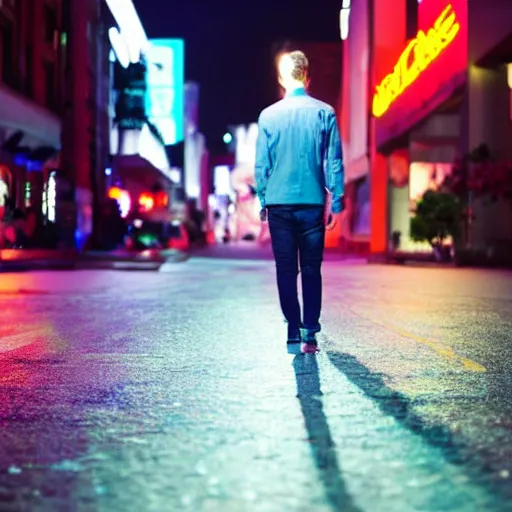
[0,101,61,248]
[347,0,512,260]
[367,0,470,254]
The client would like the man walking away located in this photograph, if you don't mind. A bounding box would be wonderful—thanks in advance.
[255,50,344,353]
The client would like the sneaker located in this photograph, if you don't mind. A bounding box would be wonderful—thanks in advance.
[301,331,320,353]
[287,325,302,344]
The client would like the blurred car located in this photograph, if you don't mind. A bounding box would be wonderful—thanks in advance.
[124,217,189,252]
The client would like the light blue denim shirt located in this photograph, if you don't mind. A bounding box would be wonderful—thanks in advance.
[254,87,344,208]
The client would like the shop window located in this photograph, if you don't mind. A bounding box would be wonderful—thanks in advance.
[409,162,451,209]
[352,177,371,236]
[42,172,57,222]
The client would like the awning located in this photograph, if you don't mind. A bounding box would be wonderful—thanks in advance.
[0,85,61,148]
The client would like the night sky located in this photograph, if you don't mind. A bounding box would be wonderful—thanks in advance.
[133,0,342,153]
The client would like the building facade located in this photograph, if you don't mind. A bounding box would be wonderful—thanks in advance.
[0,0,63,226]
[341,0,512,262]
[64,0,111,249]
[0,0,111,250]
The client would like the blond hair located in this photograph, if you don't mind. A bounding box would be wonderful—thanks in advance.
[278,50,309,84]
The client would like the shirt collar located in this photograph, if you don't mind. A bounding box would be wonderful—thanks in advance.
[286,87,308,98]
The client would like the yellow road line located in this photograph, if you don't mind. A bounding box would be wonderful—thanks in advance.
[350,309,487,373]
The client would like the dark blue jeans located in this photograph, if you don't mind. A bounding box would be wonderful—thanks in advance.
[267,205,325,334]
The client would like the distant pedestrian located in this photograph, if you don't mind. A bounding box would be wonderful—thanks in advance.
[255,51,344,353]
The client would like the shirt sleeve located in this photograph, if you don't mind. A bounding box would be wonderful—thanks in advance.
[255,114,272,208]
[325,111,344,199]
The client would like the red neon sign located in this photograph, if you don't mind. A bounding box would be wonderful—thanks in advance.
[372,4,460,118]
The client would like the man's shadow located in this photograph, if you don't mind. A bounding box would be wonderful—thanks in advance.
[292,354,360,512]
[326,351,512,505]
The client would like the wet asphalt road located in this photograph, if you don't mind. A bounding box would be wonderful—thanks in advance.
[0,257,512,511]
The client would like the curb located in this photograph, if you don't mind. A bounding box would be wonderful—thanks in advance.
[0,249,189,272]
[367,259,456,269]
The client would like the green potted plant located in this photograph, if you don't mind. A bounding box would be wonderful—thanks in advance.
[410,189,463,262]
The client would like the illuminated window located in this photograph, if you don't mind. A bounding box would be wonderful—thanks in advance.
[24,182,31,208]
[43,172,57,222]
[409,162,451,209]
[0,179,8,207]
[235,124,258,165]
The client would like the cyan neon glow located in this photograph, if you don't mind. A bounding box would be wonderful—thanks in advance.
[146,39,185,145]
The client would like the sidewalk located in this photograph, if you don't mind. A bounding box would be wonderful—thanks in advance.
[0,249,77,271]
[370,249,512,269]
[190,241,367,263]
[0,248,188,272]
[1,243,363,272]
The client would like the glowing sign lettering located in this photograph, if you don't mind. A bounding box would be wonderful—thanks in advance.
[372,4,460,118]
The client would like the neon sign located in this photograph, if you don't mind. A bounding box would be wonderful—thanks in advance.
[372,4,460,118]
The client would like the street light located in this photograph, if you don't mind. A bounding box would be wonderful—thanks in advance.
[108,27,130,69]
[223,132,233,144]
[340,0,351,40]
[104,0,149,64]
